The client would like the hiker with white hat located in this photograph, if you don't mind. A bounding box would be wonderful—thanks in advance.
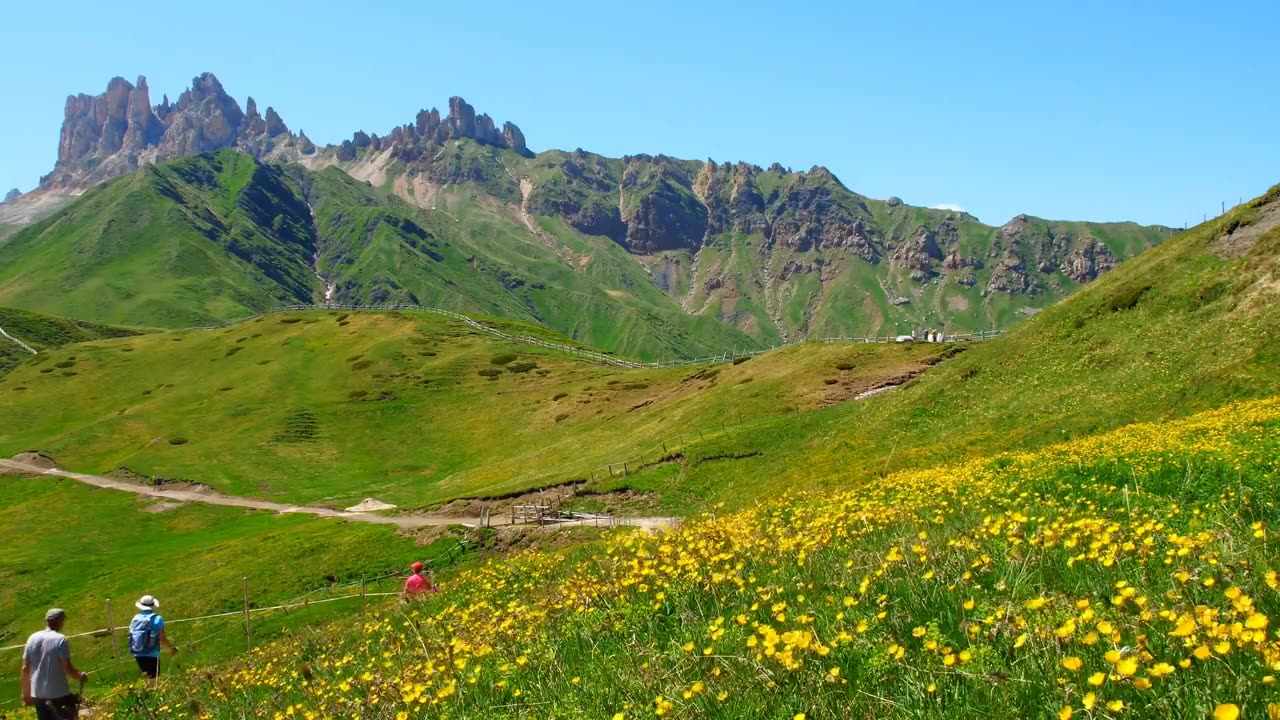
[128,595,177,683]
[20,608,87,720]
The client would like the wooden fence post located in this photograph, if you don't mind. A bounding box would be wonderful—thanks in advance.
[105,598,122,683]
[242,578,253,652]
[361,576,368,615]
[623,462,629,476]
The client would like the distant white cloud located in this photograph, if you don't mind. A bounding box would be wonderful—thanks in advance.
[931,203,966,213]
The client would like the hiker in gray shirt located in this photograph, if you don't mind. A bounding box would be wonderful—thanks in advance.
[20,608,87,720]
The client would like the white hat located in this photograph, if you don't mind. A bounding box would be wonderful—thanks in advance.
[135,595,160,611]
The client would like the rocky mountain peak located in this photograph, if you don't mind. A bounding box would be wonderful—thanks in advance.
[447,96,476,137]
[3,188,19,203]
[39,72,310,190]
[159,72,245,156]
[502,121,528,156]
[37,72,540,191]
[244,97,266,135]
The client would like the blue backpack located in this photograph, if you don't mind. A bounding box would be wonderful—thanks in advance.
[128,613,159,655]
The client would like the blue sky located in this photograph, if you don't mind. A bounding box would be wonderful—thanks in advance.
[2,0,1276,227]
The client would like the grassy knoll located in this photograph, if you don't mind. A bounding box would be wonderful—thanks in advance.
[573,184,1280,508]
[0,307,139,376]
[96,394,1280,719]
[0,310,948,512]
[0,473,467,702]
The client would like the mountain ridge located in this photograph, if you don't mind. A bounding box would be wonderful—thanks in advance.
[0,72,1176,349]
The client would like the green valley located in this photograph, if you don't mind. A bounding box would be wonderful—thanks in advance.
[0,53,1274,720]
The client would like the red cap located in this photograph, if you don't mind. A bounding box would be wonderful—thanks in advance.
[411,562,424,572]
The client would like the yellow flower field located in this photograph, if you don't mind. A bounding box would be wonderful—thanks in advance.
[103,397,1280,719]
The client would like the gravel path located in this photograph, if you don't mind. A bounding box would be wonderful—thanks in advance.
[0,459,676,531]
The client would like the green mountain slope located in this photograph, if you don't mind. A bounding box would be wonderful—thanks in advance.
[0,150,761,360]
[0,306,138,375]
[587,183,1280,507]
[1,139,1170,360]
[0,150,319,327]
[504,150,1173,340]
[6,78,1173,355]
[303,167,758,360]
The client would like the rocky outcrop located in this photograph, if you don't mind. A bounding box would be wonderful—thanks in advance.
[45,75,163,188]
[447,96,476,138]
[3,189,19,203]
[892,226,944,278]
[987,257,1038,295]
[765,175,877,260]
[503,122,530,157]
[243,97,266,136]
[1063,237,1117,283]
[39,74,525,191]
[264,107,288,137]
[42,73,258,189]
[621,158,707,253]
[157,72,245,157]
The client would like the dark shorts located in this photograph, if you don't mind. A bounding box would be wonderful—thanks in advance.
[135,655,160,678]
[33,694,78,720]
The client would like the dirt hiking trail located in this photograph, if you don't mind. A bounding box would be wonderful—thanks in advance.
[0,458,676,531]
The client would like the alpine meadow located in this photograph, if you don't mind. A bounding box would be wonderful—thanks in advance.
[2,7,1279,719]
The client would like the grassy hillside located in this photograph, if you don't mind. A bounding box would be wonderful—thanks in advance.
[0,150,762,361]
[0,184,1272,517]
[0,310,949,511]
[341,168,762,360]
[573,184,1280,508]
[0,151,320,327]
[96,394,1280,719]
[0,307,139,375]
[0,473,466,697]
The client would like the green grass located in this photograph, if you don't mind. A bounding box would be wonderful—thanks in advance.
[0,474,464,697]
[0,150,320,328]
[585,183,1280,510]
[0,307,139,376]
[0,309,950,513]
[0,184,1271,520]
[95,395,1280,719]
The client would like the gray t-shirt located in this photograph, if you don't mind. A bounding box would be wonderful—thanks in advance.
[22,629,70,699]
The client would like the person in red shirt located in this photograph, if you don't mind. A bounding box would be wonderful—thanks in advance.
[402,562,436,598]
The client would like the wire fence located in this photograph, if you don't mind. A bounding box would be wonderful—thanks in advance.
[0,539,469,663]
[181,303,1002,370]
[0,325,38,355]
